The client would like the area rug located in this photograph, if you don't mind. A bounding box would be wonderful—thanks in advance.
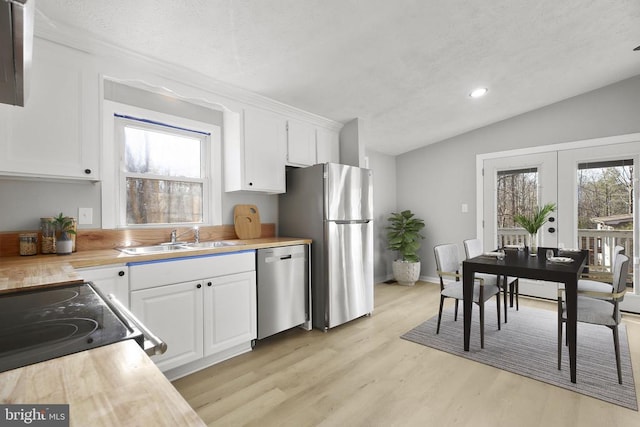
[401,305,638,410]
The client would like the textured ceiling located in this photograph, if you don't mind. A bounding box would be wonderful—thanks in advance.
[35,0,640,155]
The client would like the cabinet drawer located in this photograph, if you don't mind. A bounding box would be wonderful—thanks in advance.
[129,251,255,291]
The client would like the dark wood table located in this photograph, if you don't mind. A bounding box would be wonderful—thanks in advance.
[462,248,588,383]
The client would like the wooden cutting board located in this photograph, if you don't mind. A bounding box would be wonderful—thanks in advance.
[234,204,262,239]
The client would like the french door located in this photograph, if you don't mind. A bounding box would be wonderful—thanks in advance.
[481,140,640,304]
[483,152,558,251]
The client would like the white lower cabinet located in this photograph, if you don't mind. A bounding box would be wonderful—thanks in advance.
[203,272,257,356]
[128,252,256,378]
[76,265,129,307]
[130,280,204,372]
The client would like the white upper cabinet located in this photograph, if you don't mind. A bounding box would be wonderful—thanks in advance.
[225,106,286,193]
[286,120,340,167]
[316,128,340,164]
[286,119,317,167]
[0,39,100,180]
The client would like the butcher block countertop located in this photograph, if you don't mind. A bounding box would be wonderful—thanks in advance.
[0,237,311,293]
[0,340,205,426]
[0,236,311,425]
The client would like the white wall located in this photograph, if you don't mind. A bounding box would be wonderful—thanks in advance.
[396,74,640,280]
[367,149,397,283]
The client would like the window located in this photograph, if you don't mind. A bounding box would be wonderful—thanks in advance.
[101,81,224,229]
[116,116,209,225]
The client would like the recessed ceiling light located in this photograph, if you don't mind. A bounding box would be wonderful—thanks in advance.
[469,87,488,98]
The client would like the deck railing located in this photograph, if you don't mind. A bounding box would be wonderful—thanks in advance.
[497,228,633,275]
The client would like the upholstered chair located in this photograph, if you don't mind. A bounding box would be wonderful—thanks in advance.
[434,243,501,349]
[557,252,630,384]
[463,238,520,322]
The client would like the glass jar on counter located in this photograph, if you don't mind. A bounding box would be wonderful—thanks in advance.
[19,233,38,256]
[40,217,56,254]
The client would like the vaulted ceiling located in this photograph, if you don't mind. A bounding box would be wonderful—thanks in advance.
[36,1,640,155]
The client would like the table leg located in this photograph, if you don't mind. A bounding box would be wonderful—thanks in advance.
[565,275,578,383]
[503,275,508,323]
[462,263,474,351]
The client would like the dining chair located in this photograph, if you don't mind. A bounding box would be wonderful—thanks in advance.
[557,252,630,384]
[577,245,625,295]
[434,243,501,348]
[463,238,519,321]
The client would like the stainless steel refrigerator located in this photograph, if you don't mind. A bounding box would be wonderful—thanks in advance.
[279,163,373,330]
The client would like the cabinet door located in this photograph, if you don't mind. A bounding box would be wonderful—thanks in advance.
[77,265,129,307]
[316,128,340,164]
[0,39,99,180]
[243,107,286,192]
[287,120,316,166]
[203,271,256,356]
[130,281,204,372]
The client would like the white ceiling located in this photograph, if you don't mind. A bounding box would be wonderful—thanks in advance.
[35,0,640,156]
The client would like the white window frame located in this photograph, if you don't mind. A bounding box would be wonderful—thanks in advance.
[102,100,222,229]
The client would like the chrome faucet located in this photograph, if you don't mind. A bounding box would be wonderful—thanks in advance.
[170,226,200,244]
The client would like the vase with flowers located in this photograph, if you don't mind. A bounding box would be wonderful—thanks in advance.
[513,203,556,256]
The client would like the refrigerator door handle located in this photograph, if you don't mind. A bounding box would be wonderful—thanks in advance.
[333,220,372,224]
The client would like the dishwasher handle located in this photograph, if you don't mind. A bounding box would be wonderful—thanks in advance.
[263,252,306,263]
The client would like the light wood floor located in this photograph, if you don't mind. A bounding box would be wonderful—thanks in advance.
[173,281,640,427]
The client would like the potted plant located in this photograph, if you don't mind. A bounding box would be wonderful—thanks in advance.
[513,202,556,255]
[386,210,425,286]
[51,212,76,255]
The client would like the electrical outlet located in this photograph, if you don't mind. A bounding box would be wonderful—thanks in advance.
[78,208,93,225]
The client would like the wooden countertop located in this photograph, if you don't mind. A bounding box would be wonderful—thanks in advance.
[0,340,205,426]
[0,237,311,293]
[0,236,311,425]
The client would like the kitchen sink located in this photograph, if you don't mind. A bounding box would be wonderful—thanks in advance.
[117,241,243,255]
[117,244,195,255]
[181,240,243,248]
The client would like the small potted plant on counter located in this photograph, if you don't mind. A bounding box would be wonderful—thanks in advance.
[51,212,76,255]
[386,210,425,286]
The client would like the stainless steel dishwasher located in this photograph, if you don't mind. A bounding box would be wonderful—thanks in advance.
[257,244,308,340]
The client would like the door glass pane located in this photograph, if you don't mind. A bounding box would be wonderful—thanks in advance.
[496,168,538,246]
[577,160,633,284]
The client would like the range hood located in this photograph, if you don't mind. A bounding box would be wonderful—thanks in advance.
[0,0,33,107]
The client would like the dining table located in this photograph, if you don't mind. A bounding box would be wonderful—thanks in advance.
[462,247,589,383]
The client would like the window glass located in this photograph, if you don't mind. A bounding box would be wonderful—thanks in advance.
[117,116,207,226]
[496,168,538,246]
[124,126,202,178]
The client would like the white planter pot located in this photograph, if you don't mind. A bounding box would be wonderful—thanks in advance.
[56,239,73,255]
[392,260,421,286]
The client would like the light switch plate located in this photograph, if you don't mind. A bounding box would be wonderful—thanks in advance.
[461,203,468,213]
[78,207,93,225]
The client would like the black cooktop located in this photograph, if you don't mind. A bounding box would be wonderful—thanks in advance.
[0,282,143,373]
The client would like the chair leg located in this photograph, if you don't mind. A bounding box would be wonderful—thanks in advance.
[454,299,459,322]
[479,302,485,349]
[515,279,519,310]
[613,326,622,384]
[436,295,445,334]
[509,281,514,307]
